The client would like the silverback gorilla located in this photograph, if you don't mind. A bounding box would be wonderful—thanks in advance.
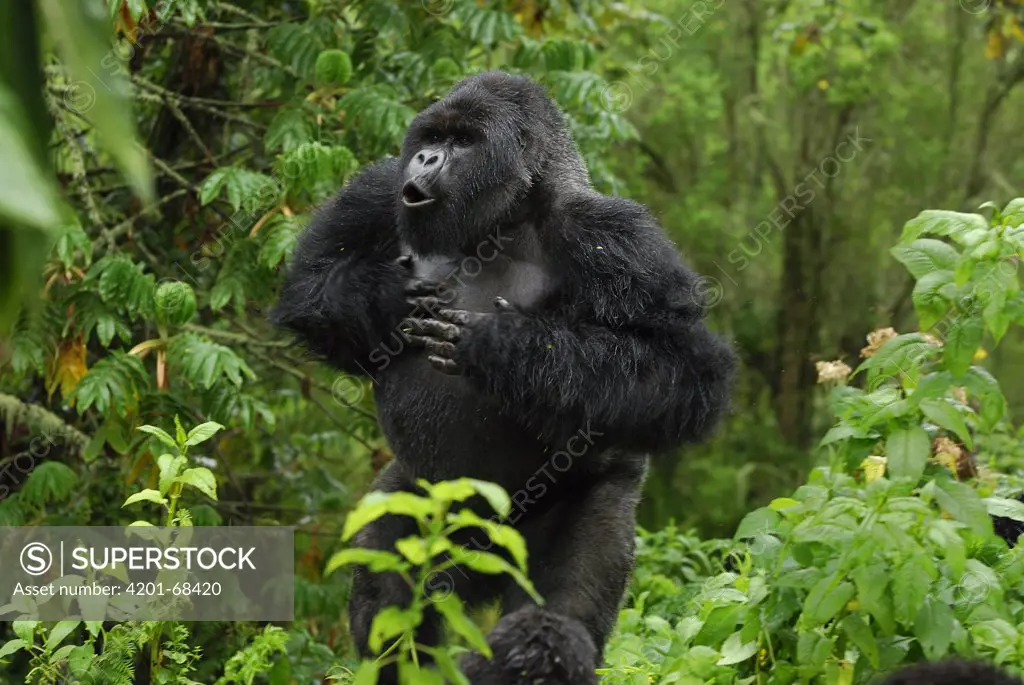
[272,72,735,683]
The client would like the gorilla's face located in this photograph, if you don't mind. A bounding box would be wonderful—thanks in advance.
[397,72,567,256]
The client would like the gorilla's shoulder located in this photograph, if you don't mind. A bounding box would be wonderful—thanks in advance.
[879,659,1022,685]
[553,191,685,276]
[321,157,401,214]
[301,158,402,252]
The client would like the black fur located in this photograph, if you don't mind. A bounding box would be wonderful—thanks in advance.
[879,659,1022,685]
[272,72,735,683]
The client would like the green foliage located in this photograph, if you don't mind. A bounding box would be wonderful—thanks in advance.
[327,479,536,680]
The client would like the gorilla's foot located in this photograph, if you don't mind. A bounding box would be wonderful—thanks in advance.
[461,606,598,685]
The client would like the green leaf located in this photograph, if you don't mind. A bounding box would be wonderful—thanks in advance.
[716,631,758,665]
[768,497,799,511]
[0,639,27,661]
[36,0,152,201]
[934,479,991,537]
[314,49,353,87]
[157,453,187,495]
[12,621,37,642]
[919,399,973,449]
[43,621,80,652]
[943,317,984,377]
[445,510,528,571]
[985,497,1024,523]
[20,462,78,506]
[342,491,437,542]
[431,592,491,657]
[175,467,218,500]
[885,427,930,481]
[137,425,177,450]
[801,575,855,627]
[122,489,168,508]
[912,272,955,329]
[351,661,379,685]
[734,507,780,539]
[893,556,934,626]
[448,547,543,603]
[839,614,879,668]
[324,548,408,576]
[367,605,421,654]
[914,596,955,660]
[901,210,989,243]
[185,421,224,447]
[890,240,961,279]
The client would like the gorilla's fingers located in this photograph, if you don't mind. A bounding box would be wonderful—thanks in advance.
[407,296,445,317]
[428,355,459,374]
[435,308,487,326]
[404,278,440,297]
[423,339,457,359]
[400,317,460,342]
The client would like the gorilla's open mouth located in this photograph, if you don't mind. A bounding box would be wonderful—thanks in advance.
[401,181,437,208]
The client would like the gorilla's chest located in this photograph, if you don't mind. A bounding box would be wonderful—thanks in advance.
[412,253,553,312]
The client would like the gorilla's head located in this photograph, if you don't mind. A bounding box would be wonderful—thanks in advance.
[397,72,589,255]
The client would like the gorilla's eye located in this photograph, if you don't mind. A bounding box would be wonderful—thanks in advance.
[453,132,474,147]
[424,131,444,145]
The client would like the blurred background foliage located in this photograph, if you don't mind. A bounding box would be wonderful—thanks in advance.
[2,0,1024,681]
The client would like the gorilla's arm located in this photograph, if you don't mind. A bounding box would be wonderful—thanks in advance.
[455,196,736,452]
[271,159,407,376]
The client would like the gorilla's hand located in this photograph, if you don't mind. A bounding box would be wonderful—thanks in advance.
[402,296,514,375]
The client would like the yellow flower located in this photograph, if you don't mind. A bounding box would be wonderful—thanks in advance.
[860,327,898,358]
[815,360,852,384]
[861,455,887,483]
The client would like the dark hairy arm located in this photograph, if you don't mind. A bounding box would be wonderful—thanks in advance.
[270,159,408,376]
[439,195,736,452]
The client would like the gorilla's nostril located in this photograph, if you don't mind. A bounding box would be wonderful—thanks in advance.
[426,154,439,165]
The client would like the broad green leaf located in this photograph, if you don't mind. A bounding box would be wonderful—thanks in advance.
[716,631,758,665]
[934,479,991,537]
[157,454,187,495]
[943,317,984,377]
[912,272,954,329]
[734,507,780,539]
[885,427,930,481]
[122,489,168,508]
[851,564,894,634]
[175,467,218,500]
[324,548,408,576]
[43,621,80,652]
[890,240,960,279]
[901,210,988,243]
[137,425,177,450]
[351,661,379,685]
[0,639,27,661]
[342,491,437,541]
[801,576,855,627]
[984,497,1024,523]
[769,498,799,511]
[893,556,934,626]
[448,548,543,603]
[914,596,954,659]
[184,421,225,447]
[445,509,528,570]
[367,605,421,654]
[431,592,491,657]
[839,614,879,668]
[919,399,973,449]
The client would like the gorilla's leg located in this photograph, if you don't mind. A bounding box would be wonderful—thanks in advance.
[462,468,643,684]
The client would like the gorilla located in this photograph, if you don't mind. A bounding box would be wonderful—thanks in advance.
[272,72,735,683]
[879,660,1022,685]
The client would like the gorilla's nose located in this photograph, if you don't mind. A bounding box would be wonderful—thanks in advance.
[410,147,447,175]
